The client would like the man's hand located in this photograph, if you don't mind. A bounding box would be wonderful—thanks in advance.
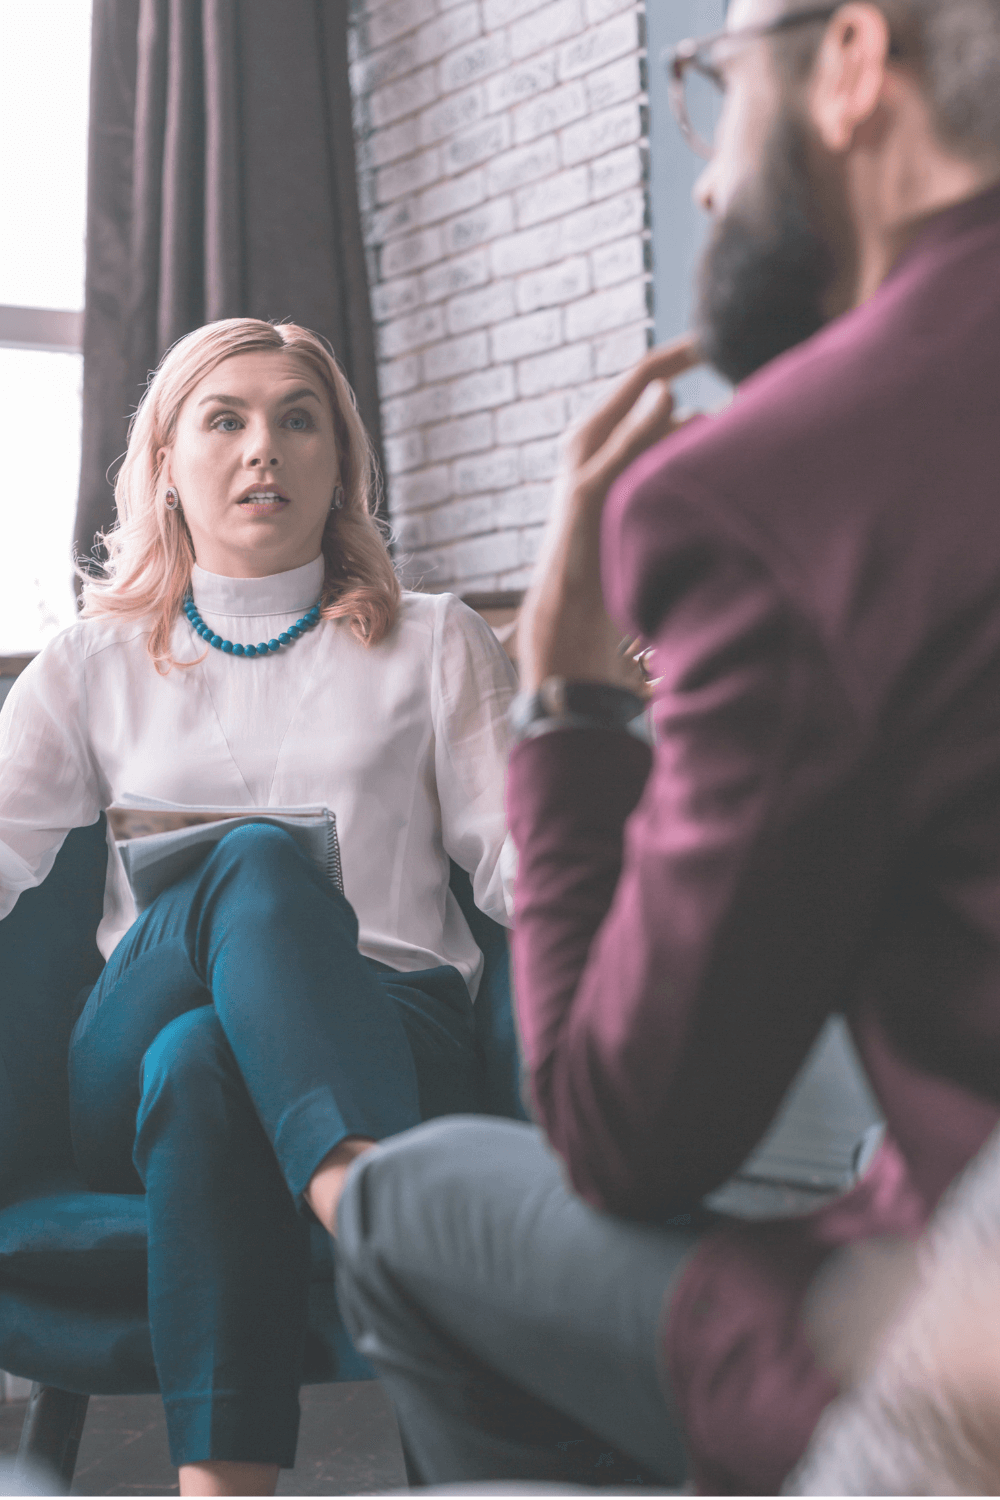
[518,336,702,694]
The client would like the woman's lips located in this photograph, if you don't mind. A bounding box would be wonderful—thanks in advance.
[238,490,289,515]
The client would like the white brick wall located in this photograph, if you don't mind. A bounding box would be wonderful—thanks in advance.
[351,0,651,593]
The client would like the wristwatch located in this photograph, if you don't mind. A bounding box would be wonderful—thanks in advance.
[509,677,647,743]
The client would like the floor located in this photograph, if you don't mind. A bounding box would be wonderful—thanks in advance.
[0,1383,408,1496]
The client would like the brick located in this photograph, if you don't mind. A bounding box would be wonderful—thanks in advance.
[416,4,482,67]
[557,9,639,80]
[380,225,444,279]
[445,195,515,255]
[425,493,502,544]
[486,56,557,115]
[369,65,438,131]
[519,436,563,480]
[560,100,643,167]
[487,137,559,198]
[502,482,553,526]
[422,330,489,383]
[366,0,436,51]
[440,32,511,94]
[447,279,517,334]
[445,115,512,175]
[515,163,588,228]
[393,512,429,550]
[517,523,547,565]
[451,528,521,577]
[584,0,636,20]
[452,447,521,494]
[585,51,643,112]
[491,307,562,362]
[377,352,421,398]
[376,147,442,206]
[417,169,486,227]
[351,37,418,98]
[562,187,646,254]
[366,196,416,246]
[591,142,645,202]
[421,249,490,304]
[512,79,587,146]
[448,364,517,415]
[491,219,562,277]
[426,412,495,462]
[378,303,446,359]
[370,273,422,323]
[497,562,536,589]
[365,117,426,170]
[510,0,584,62]
[516,255,590,312]
[382,383,451,436]
[383,429,426,474]
[388,464,452,511]
[591,234,646,289]
[496,393,569,444]
[565,277,649,339]
[517,340,591,398]
[594,321,651,376]
[356,166,376,216]
[421,84,486,147]
[483,0,545,27]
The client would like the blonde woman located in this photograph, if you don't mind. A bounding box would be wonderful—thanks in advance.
[0,319,515,1496]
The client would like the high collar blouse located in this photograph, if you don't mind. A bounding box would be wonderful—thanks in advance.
[0,558,517,996]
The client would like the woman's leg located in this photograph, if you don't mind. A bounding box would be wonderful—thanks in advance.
[68,824,432,1487]
[134,1008,308,1491]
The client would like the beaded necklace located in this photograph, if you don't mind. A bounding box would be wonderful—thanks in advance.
[183,594,322,657]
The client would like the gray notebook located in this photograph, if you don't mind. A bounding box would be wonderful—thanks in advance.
[109,795,343,912]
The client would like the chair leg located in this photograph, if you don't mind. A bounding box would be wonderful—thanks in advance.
[16,1383,90,1494]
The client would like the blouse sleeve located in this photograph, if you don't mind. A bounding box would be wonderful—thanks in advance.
[431,594,518,927]
[0,628,103,919]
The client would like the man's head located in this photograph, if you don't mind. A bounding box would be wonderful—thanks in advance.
[686,0,1000,384]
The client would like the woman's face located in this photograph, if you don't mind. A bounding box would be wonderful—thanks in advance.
[159,349,341,578]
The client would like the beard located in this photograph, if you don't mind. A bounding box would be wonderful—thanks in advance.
[696,115,839,386]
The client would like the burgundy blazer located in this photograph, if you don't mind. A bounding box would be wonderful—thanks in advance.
[507,180,1000,1493]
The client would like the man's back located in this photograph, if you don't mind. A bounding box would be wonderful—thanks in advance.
[597,179,1000,1215]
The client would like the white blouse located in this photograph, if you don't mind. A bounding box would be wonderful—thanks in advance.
[0,557,517,996]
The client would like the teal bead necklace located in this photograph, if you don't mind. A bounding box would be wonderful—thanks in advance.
[183,595,322,656]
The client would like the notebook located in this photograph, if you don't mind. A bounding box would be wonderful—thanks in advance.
[108,794,343,912]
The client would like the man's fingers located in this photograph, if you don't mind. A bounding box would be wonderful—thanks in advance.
[580,379,680,491]
[565,334,702,465]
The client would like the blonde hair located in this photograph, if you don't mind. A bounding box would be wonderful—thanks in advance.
[79,318,400,669]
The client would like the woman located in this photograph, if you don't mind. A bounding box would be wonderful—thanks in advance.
[0,318,516,1495]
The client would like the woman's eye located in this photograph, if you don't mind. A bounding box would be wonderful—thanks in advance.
[283,411,312,431]
[212,415,242,432]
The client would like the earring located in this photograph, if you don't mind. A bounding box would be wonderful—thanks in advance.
[330,485,345,511]
[165,487,180,511]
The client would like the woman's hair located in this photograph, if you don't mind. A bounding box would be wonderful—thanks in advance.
[79,318,400,669]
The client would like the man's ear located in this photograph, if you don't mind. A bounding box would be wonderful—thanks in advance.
[808,3,893,152]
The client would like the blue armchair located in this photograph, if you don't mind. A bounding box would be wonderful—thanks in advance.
[0,815,526,1490]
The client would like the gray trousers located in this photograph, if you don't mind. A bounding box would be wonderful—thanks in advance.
[335,1116,700,1489]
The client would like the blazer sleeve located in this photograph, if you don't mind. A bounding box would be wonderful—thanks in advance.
[507,499,886,1221]
[0,628,103,918]
[432,594,518,927]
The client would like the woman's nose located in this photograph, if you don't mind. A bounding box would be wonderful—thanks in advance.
[244,420,281,468]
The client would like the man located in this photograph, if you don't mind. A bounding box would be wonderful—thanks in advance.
[332,1,1000,1490]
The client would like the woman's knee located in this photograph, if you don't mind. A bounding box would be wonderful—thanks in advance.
[202,822,356,933]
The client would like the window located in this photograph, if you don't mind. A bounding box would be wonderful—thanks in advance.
[0,2,91,654]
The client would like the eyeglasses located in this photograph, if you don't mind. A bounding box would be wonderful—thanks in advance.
[665,5,842,159]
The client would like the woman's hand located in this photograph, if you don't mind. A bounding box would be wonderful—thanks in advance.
[518,336,702,694]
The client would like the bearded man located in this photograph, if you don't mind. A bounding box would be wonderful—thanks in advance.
[333,2,1000,1491]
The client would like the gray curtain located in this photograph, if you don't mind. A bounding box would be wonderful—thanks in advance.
[76,0,383,561]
